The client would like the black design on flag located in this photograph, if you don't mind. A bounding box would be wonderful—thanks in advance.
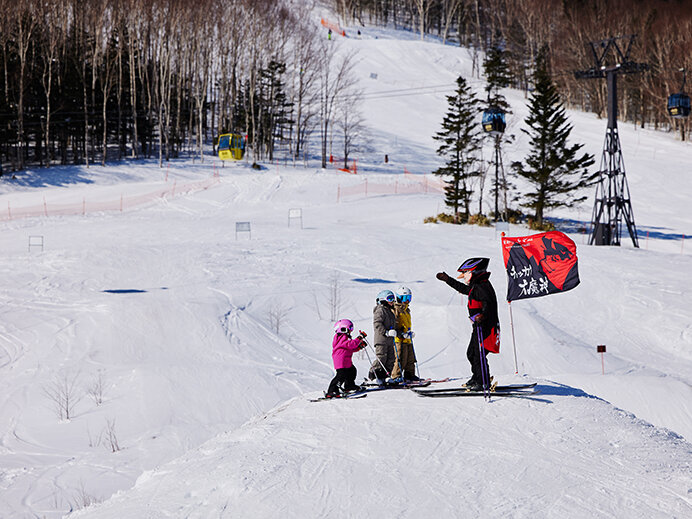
[501,231,580,302]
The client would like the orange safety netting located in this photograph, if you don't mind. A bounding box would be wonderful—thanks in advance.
[336,176,444,202]
[321,18,346,37]
[1,176,219,222]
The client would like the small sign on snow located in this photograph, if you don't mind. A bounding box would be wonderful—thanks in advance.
[235,221,251,240]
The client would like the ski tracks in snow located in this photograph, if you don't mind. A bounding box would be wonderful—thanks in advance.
[72,384,692,518]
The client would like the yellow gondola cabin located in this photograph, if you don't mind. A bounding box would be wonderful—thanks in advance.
[218,133,246,160]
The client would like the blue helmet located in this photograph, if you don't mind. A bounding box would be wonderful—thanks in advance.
[376,289,395,304]
[396,286,412,303]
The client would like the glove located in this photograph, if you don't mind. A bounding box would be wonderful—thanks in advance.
[436,272,450,282]
[386,329,397,338]
[403,331,415,339]
[472,313,483,324]
[358,330,368,338]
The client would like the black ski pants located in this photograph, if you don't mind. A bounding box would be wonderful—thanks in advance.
[466,327,490,385]
[327,366,358,394]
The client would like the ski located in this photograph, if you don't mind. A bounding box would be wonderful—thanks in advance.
[415,389,540,398]
[361,380,431,389]
[309,392,368,402]
[400,380,431,388]
[412,382,537,395]
[422,377,453,384]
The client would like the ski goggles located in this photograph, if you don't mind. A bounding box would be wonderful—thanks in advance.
[385,294,395,302]
[399,294,411,303]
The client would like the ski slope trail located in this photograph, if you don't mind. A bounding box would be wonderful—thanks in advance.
[1,14,692,519]
[71,384,692,518]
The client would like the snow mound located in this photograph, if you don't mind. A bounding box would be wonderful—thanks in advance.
[71,383,692,518]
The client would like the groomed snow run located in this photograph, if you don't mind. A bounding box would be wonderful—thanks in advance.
[1,15,691,519]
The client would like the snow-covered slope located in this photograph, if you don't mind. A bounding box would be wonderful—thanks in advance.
[70,389,691,518]
[1,20,691,519]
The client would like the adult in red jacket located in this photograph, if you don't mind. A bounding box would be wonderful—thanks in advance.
[436,257,500,390]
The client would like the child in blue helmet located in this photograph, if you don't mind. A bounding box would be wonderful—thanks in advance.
[368,289,398,384]
[391,286,420,382]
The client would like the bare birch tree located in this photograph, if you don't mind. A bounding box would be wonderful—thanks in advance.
[338,90,365,169]
[317,42,357,168]
[39,1,68,167]
[44,370,83,421]
[410,0,433,40]
[12,0,38,170]
[290,20,321,163]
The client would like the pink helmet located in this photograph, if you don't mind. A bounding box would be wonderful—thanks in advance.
[334,319,354,334]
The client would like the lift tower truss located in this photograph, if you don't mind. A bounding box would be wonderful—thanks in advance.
[575,36,648,247]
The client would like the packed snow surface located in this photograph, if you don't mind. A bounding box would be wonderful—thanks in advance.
[1,17,691,519]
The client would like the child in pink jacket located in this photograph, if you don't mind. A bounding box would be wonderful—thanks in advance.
[326,319,366,398]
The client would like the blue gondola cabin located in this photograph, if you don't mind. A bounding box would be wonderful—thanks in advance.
[667,93,691,119]
[482,108,506,135]
[218,133,246,160]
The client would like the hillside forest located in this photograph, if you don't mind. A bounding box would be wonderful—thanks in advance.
[0,0,689,173]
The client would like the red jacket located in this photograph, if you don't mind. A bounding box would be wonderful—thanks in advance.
[443,271,500,353]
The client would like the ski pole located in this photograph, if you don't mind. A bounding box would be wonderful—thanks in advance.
[361,340,376,382]
[366,342,391,379]
[476,327,487,398]
[360,330,391,380]
[362,344,374,368]
[475,322,490,400]
[409,338,421,379]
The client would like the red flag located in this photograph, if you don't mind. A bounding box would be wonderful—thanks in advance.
[501,231,580,302]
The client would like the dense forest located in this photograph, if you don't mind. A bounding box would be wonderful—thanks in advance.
[0,0,689,173]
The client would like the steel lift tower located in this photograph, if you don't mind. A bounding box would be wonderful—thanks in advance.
[575,36,648,247]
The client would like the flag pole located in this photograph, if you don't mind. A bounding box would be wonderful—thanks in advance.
[508,301,518,374]
[501,232,519,374]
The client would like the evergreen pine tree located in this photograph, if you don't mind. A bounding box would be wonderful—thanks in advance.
[433,75,481,223]
[483,45,512,113]
[259,60,293,162]
[511,49,596,228]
